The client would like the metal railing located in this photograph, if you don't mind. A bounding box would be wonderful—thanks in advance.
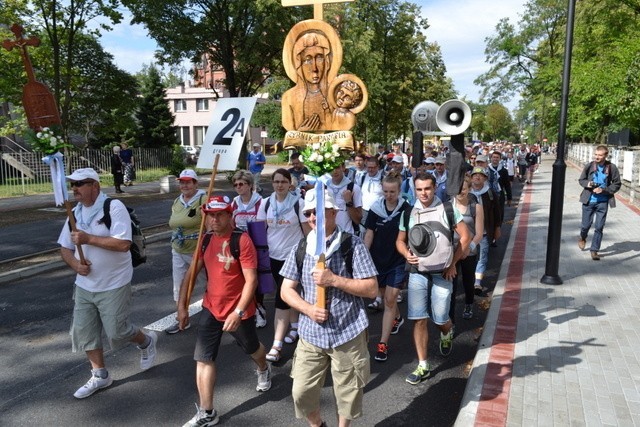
[0,147,173,198]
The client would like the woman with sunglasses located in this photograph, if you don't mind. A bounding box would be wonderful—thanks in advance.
[165,169,207,334]
[256,168,311,362]
[231,170,268,329]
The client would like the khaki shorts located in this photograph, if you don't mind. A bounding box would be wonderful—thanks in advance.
[290,330,370,420]
[71,284,138,352]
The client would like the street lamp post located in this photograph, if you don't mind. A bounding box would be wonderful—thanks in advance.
[540,0,577,285]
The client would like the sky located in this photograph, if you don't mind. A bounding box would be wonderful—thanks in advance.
[100,0,528,109]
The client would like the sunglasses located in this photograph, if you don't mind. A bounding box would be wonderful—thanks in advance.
[70,180,93,188]
[303,209,317,218]
[233,182,247,187]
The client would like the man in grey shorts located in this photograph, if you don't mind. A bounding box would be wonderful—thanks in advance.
[57,168,158,399]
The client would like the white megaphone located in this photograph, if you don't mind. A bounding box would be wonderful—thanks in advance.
[436,99,472,135]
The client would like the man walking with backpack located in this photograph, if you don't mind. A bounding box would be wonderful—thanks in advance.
[396,172,471,385]
[57,168,158,399]
[578,145,621,260]
[178,195,271,426]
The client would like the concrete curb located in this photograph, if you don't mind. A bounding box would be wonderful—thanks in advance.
[0,231,172,285]
[454,187,527,426]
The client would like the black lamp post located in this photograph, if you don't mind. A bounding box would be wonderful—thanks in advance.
[540,0,577,285]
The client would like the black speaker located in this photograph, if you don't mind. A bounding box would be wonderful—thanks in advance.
[446,134,466,197]
[607,129,638,146]
[411,131,424,168]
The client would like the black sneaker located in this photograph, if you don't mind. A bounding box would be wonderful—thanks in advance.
[405,364,431,385]
[474,285,483,296]
[165,322,191,335]
[391,316,405,335]
[374,342,388,362]
[463,304,473,319]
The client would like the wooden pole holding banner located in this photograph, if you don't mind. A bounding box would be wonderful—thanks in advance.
[65,200,86,264]
[184,153,221,308]
[315,253,326,309]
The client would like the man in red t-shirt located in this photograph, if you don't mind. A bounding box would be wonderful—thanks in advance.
[177,195,271,427]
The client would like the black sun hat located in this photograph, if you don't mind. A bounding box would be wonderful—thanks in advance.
[408,224,437,257]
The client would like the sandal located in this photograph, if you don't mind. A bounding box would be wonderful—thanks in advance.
[284,328,299,344]
[266,346,281,362]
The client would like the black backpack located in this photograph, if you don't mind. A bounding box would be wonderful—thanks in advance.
[294,233,354,278]
[70,198,147,267]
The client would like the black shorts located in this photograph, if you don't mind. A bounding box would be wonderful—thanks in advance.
[193,308,261,362]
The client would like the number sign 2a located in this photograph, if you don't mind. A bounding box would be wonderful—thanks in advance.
[197,97,257,171]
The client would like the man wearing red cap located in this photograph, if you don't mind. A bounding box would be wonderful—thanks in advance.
[177,195,271,427]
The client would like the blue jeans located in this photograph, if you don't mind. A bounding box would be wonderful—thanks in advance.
[581,201,609,251]
[475,235,490,276]
[407,272,452,325]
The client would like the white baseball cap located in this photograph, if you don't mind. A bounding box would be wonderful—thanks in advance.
[66,168,100,182]
[303,188,339,212]
[177,169,198,181]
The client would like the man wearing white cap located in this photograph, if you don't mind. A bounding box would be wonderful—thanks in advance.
[280,189,378,427]
[57,168,158,399]
[247,142,266,192]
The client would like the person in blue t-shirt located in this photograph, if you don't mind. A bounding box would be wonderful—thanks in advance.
[577,145,621,260]
[247,143,266,192]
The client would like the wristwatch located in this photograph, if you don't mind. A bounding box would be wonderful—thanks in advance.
[235,308,245,317]
[346,201,354,208]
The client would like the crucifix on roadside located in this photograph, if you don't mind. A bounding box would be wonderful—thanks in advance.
[281,0,354,21]
[2,23,61,129]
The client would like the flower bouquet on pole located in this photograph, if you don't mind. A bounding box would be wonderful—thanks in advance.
[299,141,350,309]
[27,125,87,263]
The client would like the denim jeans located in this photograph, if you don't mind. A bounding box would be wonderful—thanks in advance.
[580,201,609,251]
[475,235,490,276]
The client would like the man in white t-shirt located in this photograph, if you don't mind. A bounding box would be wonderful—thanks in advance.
[359,156,384,211]
[393,143,409,167]
[57,168,158,399]
[326,163,363,234]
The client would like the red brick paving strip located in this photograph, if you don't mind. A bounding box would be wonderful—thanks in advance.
[474,184,533,426]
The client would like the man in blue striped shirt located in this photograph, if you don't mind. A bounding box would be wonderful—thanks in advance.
[281,190,378,427]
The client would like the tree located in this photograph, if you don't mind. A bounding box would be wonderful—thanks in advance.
[136,64,176,147]
[29,0,123,138]
[123,0,305,98]
[323,0,454,146]
[62,33,138,146]
[485,104,516,141]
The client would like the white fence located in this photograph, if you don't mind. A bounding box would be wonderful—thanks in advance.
[0,147,173,197]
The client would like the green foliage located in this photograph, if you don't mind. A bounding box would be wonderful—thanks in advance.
[478,0,640,143]
[169,144,186,177]
[123,0,305,97]
[327,0,455,145]
[136,65,177,147]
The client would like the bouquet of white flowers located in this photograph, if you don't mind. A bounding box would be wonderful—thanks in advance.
[300,141,348,177]
[26,126,70,155]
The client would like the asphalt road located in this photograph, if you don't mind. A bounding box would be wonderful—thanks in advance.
[0,178,524,426]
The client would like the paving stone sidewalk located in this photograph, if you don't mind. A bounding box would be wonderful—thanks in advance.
[457,158,640,426]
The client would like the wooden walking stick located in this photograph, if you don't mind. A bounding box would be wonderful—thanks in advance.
[315,253,326,309]
[65,201,86,264]
[184,154,220,308]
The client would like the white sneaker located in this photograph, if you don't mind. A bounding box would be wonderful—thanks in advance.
[255,305,267,328]
[183,405,219,427]
[138,330,157,371]
[73,372,113,399]
[256,364,272,392]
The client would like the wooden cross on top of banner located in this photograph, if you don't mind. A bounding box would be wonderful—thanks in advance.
[2,24,40,82]
[282,0,354,20]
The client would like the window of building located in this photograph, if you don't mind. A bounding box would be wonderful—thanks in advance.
[194,126,208,146]
[196,99,209,112]
[174,99,187,112]
[176,127,190,146]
